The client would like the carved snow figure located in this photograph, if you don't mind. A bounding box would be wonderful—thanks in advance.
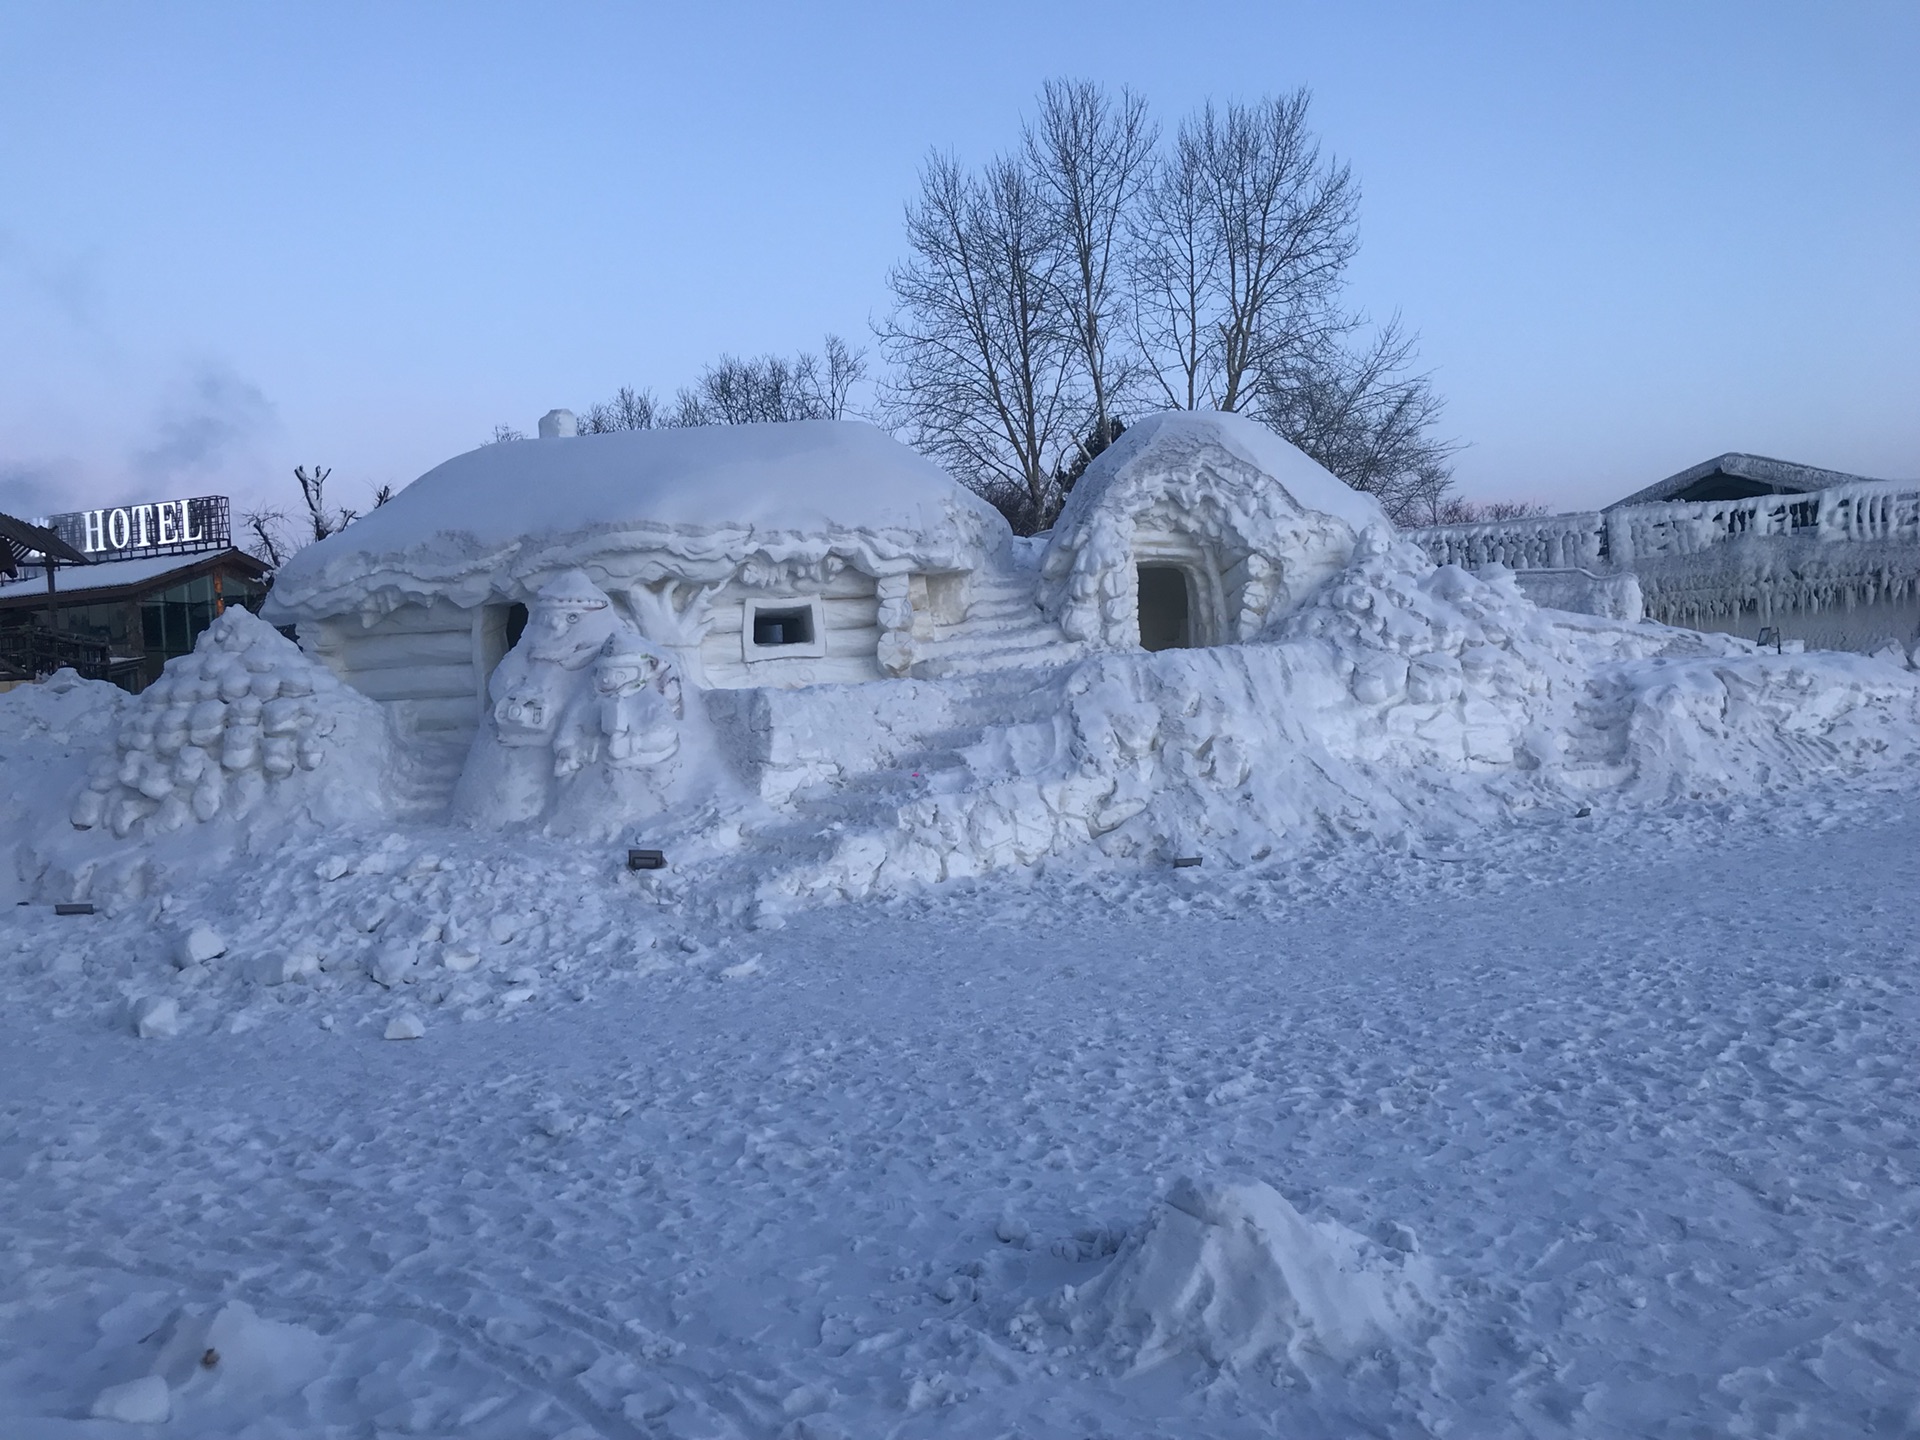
[489,571,626,747]
[540,632,708,836]
[554,632,683,777]
[453,571,629,825]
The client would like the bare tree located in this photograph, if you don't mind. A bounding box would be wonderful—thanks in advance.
[1255,318,1461,525]
[242,466,385,569]
[294,465,355,541]
[1433,497,1548,524]
[240,507,292,567]
[579,385,663,433]
[815,334,866,420]
[673,337,866,426]
[1024,80,1157,463]
[491,424,527,443]
[1129,127,1216,412]
[1133,92,1360,414]
[880,151,1081,532]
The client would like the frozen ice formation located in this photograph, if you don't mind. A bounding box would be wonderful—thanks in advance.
[66,608,394,841]
[1070,1177,1434,1373]
[1406,476,1920,652]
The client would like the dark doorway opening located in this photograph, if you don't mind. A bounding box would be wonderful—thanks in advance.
[1137,565,1191,651]
[505,602,529,650]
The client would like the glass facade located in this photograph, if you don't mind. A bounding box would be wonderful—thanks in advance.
[135,571,267,683]
[0,562,269,690]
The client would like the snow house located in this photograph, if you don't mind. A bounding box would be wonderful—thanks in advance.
[263,409,1383,810]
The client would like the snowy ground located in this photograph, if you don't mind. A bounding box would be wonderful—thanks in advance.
[4,768,1919,1437]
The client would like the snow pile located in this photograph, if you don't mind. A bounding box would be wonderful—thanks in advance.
[19,609,398,907]
[67,609,391,840]
[1069,1177,1434,1374]
[0,669,132,905]
[765,529,1920,909]
[264,419,1010,625]
[89,1300,327,1429]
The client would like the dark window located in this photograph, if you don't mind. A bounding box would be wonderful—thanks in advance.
[753,605,815,647]
[1137,565,1191,651]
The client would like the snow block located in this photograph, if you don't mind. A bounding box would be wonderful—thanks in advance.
[131,996,180,1039]
[177,924,227,967]
[91,1374,171,1423]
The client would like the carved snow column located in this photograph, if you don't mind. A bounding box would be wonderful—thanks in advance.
[1605,509,1636,570]
[1233,554,1278,640]
[876,573,917,677]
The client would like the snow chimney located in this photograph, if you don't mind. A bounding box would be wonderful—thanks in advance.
[538,408,578,439]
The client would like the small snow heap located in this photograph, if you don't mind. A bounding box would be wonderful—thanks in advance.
[1072,1177,1434,1374]
[67,608,391,839]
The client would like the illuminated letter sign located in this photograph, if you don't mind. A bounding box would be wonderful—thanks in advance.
[45,496,233,560]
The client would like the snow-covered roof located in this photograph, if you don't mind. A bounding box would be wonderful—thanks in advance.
[265,421,1010,622]
[1065,410,1386,534]
[1040,411,1388,644]
[1607,453,1901,509]
[0,550,260,605]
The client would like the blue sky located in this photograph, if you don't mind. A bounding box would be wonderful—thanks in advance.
[2,1,1915,523]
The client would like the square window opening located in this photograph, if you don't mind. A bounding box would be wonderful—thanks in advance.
[753,606,816,648]
[743,596,829,663]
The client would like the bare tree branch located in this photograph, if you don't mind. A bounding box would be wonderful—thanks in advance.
[1255,316,1463,525]
[1024,80,1157,457]
[879,150,1081,532]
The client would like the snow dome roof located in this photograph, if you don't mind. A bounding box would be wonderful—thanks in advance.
[1057,410,1386,535]
[1040,411,1388,645]
[265,420,1008,622]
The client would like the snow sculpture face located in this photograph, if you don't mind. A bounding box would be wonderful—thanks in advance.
[492,571,625,746]
[594,649,656,698]
[525,573,617,669]
[588,635,682,770]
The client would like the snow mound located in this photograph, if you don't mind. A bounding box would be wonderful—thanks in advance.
[17,610,401,909]
[766,531,1920,910]
[1071,1177,1435,1374]
[64,608,393,842]
[0,666,132,746]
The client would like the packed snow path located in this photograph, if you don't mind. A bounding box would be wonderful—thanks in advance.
[4,777,1918,1437]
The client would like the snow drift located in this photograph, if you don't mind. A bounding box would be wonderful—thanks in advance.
[1069,1177,1435,1374]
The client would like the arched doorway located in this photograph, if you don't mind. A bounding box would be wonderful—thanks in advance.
[1137,564,1192,651]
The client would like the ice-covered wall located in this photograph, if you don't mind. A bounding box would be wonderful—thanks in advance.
[1405,479,1920,654]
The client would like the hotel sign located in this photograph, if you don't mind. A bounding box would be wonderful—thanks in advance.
[46,495,231,560]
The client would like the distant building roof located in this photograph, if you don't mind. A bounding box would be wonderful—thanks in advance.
[1606,453,1900,509]
[0,548,266,609]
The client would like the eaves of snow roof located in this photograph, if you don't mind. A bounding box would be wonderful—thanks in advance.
[1605,453,1897,509]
